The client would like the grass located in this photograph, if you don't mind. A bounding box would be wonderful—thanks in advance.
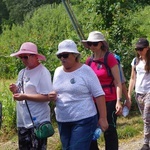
[117,114,143,139]
[0,79,17,141]
[96,111,143,147]
[0,79,144,149]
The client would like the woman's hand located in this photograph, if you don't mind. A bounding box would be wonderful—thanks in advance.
[115,101,122,115]
[48,91,57,101]
[99,117,109,132]
[9,84,18,94]
[13,93,26,101]
[124,99,132,110]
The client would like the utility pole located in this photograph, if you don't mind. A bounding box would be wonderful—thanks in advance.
[62,0,85,41]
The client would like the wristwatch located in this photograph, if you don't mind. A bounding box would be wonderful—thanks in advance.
[117,98,122,101]
[117,98,124,105]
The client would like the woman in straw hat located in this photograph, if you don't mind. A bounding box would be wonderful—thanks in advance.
[9,42,53,149]
[82,31,123,150]
[48,39,108,150]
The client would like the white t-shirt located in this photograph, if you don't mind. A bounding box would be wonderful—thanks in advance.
[53,64,105,122]
[16,64,53,128]
[131,58,150,94]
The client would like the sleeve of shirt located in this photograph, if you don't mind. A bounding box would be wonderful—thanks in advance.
[107,53,118,68]
[131,58,136,66]
[84,65,105,98]
[37,67,53,94]
[119,65,126,83]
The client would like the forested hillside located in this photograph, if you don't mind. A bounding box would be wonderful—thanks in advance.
[0,0,150,79]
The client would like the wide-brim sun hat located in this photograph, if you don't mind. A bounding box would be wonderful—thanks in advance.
[56,39,80,55]
[82,31,106,48]
[10,42,46,61]
[135,38,149,49]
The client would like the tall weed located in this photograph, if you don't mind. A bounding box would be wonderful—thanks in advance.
[0,79,16,141]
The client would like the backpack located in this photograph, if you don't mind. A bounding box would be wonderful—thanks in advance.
[133,57,138,73]
[87,51,121,93]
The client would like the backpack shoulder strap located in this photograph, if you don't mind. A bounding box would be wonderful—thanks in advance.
[86,55,94,66]
[114,54,120,64]
[87,52,113,77]
[104,51,113,77]
[87,51,115,93]
[102,51,115,93]
[134,57,138,73]
[87,54,104,69]
[134,57,137,65]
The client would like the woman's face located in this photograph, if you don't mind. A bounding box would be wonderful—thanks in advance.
[19,54,39,69]
[136,47,149,57]
[57,53,77,70]
[87,41,102,52]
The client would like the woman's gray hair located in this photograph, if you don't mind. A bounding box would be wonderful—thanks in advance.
[73,53,81,62]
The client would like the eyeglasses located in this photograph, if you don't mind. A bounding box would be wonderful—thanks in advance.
[19,55,32,60]
[57,53,70,59]
[135,48,144,51]
[87,42,99,47]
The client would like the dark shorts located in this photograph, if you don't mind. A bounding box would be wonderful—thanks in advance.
[18,127,47,150]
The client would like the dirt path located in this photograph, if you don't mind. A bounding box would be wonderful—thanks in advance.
[0,128,144,150]
[97,135,143,150]
[0,135,143,150]
[119,137,143,150]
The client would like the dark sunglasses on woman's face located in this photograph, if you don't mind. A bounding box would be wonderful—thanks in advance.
[57,53,70,59]
[87,42,99,47]
[19,55,31,60]
[135,48,144,51]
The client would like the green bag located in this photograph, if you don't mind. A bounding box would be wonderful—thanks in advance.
[34,121,54,139]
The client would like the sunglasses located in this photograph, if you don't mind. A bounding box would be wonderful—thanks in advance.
[135,48,144,51]
[87,42,99,47]
[19,55,32,60]
[57,53,70,59]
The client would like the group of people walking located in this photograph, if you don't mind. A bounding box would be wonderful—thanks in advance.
[9,31,150,150]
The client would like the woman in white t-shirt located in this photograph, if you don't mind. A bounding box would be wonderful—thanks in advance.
[9,42,53,149]
[128,38,150,150]
[48,39,108,150]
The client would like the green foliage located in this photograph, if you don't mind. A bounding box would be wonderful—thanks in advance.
[0,0,149,80]
[0,2,150,80]
[2,0,61,24]
[0,79,57,141]
[128,6,150,38]
[0,4,74,78]
[0,79,16,140]
[0,0,9,33]
[117,115,143,139]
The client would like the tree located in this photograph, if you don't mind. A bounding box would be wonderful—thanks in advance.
[2,0,61,24]
[0,0,9,33]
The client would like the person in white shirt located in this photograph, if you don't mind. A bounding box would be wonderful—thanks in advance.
[128,38,150,150]
[48,39,108,150]
[9,42,53,150]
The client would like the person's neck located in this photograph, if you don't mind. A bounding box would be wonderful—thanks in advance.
[64,62,82,72]
[27,62,40,70]
[140,55,146,61]
[93,50,106,60]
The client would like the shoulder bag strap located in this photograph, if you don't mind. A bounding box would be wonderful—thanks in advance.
[21,69,35,127]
